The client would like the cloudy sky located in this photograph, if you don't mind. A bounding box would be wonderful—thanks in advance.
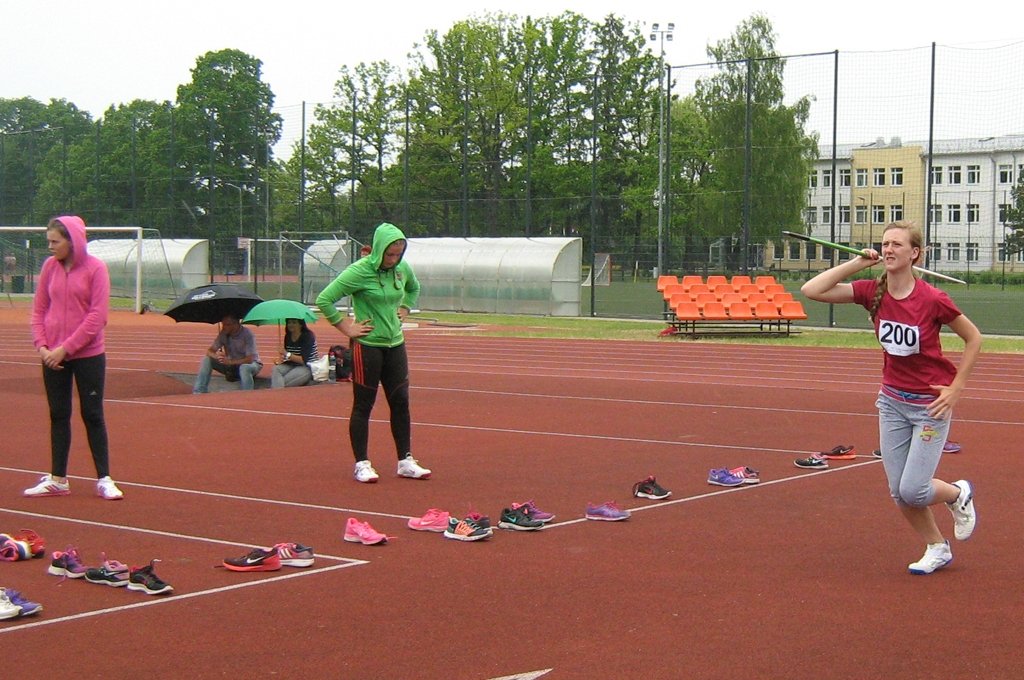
[4,1,1023,145]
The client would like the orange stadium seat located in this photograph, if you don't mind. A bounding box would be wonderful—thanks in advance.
[772,292,794,310]
[720,292,744,306]
[755,275,778,290]
[730,275,752,290]
[780,301,808,320]
[754,301,782,320]
[713,284,734,299]
[727,301,756,320]
[662,283,685,301]
[688,284,711,297]
[737,284,760,300]
[680,275,703,290]
[702,301,729,320]
[693,292,717,310]
[656,275,679,292]
[674,301,702,321]
[706,275,728,288]
[746,292,770,306]
[763,283,785,297]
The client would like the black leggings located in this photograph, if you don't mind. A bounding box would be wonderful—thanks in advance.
[348,342,411,462]
[42,353,110,478]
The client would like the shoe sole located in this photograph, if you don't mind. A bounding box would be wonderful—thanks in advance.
[397,472,431,479]
[951,481,976,541]
[127,582,174,595]
[25,490,70,497]
[585,515,629,521]
[97,493,124,500]
[635,491,671,499]
[794,463,828,469]
[442,531,489,541]
[222,563,282,572]
[707,480,744,486]
[279,557,315,567]
[47,566,87,578]
[408,524,448,532]
[343,535,387,545]
[85,577,129,587]
[822,454,856,460]
[909,556,953,575]
[353,477,379,483]
[497,521,544,531]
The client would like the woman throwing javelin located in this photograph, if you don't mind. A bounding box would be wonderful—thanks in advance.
[801,221,980,575]
[316,223,431,483]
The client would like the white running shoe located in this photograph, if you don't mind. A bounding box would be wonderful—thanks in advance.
[96,476,124,500]
[947,479,975,540]
[353,460,379,483]
[396,454,431,479]
[908,540,953,575]
[24,474,70,497]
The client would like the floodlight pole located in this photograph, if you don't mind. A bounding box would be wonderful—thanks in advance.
[650,22,673,279]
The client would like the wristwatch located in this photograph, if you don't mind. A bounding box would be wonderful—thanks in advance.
[284,352,292,361]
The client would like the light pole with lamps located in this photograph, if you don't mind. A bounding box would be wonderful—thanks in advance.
[649,21,673,279]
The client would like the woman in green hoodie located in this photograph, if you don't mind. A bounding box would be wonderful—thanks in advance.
[316,223,431,483]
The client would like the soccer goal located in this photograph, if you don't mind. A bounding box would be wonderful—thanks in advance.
[0,226,170,313]
[582,252,612,287]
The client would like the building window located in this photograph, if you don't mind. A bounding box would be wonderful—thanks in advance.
[931,166,943,184]
[856,168,868,187]
[839,169,851,187]
[822,169,832,188]
[948,204,961,223]
[966,242,979,262]
[890,167,903,186]
[806,207,817,224]
[930,204,943,224]
[839,205,850,224]
[822,206,832,224]
[808,172,818,188]
[806,243,817,260]
[890,204,904,222]
[966,164,980,184]
[999,164,1014,183]
[966,203,979,223]
[789,241,801,259]
[946,243,960,261]
[948,165,962,184]
[855,205,867,224]
[930,242,942,262]
[999,204,1010,223]
[872,205,885,224]
[998,242,1007,262]
[873,168,886,186]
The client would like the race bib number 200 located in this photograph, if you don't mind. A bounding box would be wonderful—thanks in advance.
[878,320,921,356]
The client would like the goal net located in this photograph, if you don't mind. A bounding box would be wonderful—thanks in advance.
[582,252,612,287]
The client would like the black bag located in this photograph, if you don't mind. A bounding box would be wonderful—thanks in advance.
[331,345,353,382]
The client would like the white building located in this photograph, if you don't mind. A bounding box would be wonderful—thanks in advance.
[785,135,1024,274]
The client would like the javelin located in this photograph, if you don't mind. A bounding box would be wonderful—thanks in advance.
[781,231,967,285]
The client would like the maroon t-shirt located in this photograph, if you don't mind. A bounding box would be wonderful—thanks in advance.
[851,278,962,394]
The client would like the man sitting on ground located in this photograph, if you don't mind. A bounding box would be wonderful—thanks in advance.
[192,313,263,393]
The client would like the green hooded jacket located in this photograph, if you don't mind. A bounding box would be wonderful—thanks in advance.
[316,223,420,348]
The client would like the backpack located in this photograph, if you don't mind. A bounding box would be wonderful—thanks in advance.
[331,345,353,382]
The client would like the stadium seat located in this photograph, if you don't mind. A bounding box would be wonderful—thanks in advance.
[657,275,679,292]
[688,284,711,297]
[662,283,685,301]
[754,301,782,320]
[720,292,744,306]
[780,301,808,320]
[755,275,777,290]
[706,275,728,288]
[674,301,702,320]
[730,275,752,290]
[702,301,729,320]
[727,301,756,320]
[668,292,691,309]
[746,292,770,306]
[763,283,786,297]
[772,292,794,310]
[713,284,733,300]
[737,284,760,300]
[694,292,717,310]
[680,275,703,290]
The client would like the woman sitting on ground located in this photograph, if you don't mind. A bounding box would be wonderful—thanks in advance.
[271,318,319,388]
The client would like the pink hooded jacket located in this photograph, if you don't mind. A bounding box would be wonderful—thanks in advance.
[30,216,110,360]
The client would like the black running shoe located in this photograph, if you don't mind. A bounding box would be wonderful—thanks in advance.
[632,475,672,500]
[84,557,130,587]
[128,559,174,595]
[497,506,545,531]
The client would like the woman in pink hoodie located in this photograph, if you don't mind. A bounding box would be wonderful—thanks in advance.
[26,216,123,500]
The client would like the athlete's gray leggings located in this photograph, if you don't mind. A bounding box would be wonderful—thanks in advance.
[876,391,951,508]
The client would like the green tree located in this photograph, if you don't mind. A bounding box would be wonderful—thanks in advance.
[693,13,817,269]
[175,49,282,238]
[1004,177,1024,257]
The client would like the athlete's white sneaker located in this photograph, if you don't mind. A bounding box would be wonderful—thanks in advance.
[908,540,953,575]
[353,460,379,483]
[23,474,70,497]
[947,479,976,540]
[96,476,124,500]
[397,454,431,479]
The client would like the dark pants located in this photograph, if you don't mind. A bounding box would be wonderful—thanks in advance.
[348,342,411,462]
[42,353,110,478]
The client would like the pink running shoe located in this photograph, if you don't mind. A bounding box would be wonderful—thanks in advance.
[511,500,555,523]
[273,542,315,567]
[728,466,760,485]
[408,508,451,532]
[344,518,390,545]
